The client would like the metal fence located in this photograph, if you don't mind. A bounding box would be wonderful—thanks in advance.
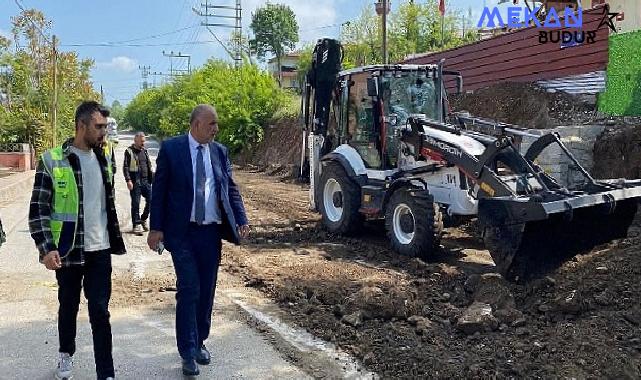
[0,143,31,153]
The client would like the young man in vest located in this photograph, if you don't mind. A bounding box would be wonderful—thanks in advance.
[123,132,153,236]
[29,100,126,380]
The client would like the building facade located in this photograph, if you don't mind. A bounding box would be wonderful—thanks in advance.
[267,52,300,90]
[592,0,641,33]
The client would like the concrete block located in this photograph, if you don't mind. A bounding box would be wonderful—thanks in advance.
[578,125,606,139]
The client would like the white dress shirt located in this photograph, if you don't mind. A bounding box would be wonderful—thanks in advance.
[188,132,221,224]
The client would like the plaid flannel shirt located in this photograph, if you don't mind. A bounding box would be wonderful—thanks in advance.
[29,138,126,266]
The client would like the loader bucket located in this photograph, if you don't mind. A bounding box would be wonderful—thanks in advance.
[479,186,641,280]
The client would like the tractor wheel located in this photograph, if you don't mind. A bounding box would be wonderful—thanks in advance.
[318,162,363,235]
[385,188,443,259]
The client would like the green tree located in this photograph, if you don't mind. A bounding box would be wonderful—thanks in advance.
[0,8,98,156]
[295,44,314,90]
[110,100,125,123]
[124,60,290,154]
[340,0,479,67]
[340,5,381,68]
[250,3,299,87]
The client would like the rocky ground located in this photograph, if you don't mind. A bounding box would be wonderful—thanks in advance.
[218,83,641,378]
[593,124,641,179]
[215,168,641,379]
[450,82,641,130]
[236,117,303,178]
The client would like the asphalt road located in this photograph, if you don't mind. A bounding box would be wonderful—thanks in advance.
[0,131,308,379]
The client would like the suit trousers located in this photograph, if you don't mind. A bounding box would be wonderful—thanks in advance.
[170,223,222,360]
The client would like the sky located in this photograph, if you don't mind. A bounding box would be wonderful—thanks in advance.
[1,0,494,106]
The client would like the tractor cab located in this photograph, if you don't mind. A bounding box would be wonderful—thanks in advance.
[320,65,462,172]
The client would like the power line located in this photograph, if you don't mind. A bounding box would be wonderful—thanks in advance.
[162,51,191,77]
[60,25,199,48]
[96,25,199,45]
[60,40,219,47]
[13,0,52,45]
[194,0,242,66]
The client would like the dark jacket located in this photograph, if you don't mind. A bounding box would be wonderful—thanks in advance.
[29,138,126,266]
[123,145,153,183]
[0,214,5,249]
[150,134,248,252]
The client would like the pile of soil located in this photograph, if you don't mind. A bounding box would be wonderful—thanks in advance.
[451,82,598,129]
[593,124,641,179]
[235,117,303,177]
[222,170,641,379]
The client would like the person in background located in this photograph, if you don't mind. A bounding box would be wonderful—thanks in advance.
[123,132,153,236]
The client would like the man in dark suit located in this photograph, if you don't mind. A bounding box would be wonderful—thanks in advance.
[147,104,249,376]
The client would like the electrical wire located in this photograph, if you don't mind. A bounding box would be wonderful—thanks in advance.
[13,0,52,44]
[61,40,218,47]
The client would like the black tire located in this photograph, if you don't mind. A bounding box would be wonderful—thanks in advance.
[318,162,363,235]
[385,188,443,259]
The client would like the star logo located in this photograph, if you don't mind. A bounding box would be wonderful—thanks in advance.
[598,4,619,33]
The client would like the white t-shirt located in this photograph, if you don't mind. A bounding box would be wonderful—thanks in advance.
[70,146,110,252]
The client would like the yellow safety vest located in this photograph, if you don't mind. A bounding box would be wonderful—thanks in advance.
[126,147,139,172]
[41,145,113,255]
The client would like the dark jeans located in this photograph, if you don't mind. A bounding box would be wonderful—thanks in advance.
[170,224,221,360]
[56,250,114,379]
[130,181,151,226]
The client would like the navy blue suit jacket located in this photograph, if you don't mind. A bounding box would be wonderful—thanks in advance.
[150,134,248,252]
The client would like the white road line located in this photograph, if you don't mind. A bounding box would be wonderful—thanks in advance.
[225,293,378,380]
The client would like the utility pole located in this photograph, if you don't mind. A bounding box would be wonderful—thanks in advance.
[376,0,390,64]
[383,0,388,64]
[139,65,151,89]
[162,51,191,77]
[194,0,242,67]
[100,85,104,104]
[150,71,165,88]
[439,0,446,48]
[52,35,58,148]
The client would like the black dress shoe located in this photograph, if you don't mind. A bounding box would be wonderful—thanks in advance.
[196,344,211,365]
[182,359,199,376]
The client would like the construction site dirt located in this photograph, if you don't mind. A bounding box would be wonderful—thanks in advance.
[225,87,641,377]
[200,168,639,379]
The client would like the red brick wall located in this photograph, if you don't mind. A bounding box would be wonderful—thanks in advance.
[0,152,33,171]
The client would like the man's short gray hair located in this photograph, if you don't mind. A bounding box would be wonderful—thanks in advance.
[135,131,146,138]
[190,104,217,125]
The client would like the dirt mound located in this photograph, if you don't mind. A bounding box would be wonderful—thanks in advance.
[451,82,597,129]
[223,170,641,379]
[236,117,303,177]
[592,124,641,179]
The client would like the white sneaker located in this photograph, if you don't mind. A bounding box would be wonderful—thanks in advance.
[54,352,73,380]
[133,224,144,236]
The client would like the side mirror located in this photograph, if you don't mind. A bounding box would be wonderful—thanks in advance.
[367,77,379,97]
[455,75,463,94]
